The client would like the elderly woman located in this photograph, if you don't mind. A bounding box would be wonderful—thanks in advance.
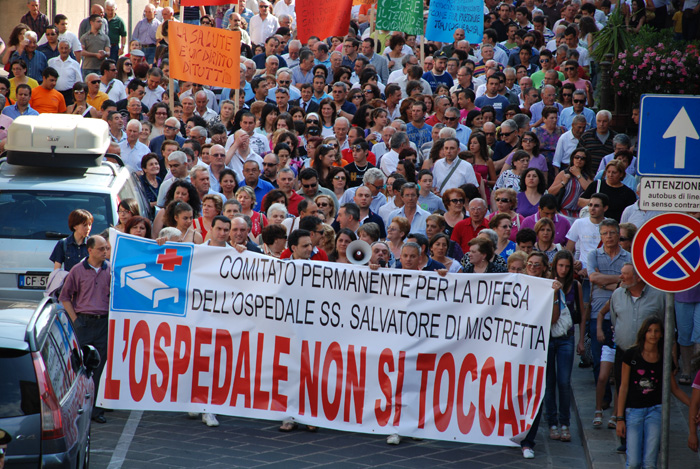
[460,229,509,273]
[578,159,637,221]
[386,216,410,260]
[462,238,502,273]
[236,186,267,239]
[441,188,467,237]
[193,194,223,240]
[260,224,288,258]
[266,202,288,226]
[507,250,528,273]
[489,213,516,260]
[495,150,530,195]
[487,187,523,241]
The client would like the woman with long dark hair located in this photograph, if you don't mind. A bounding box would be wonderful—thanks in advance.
[617,317,690,468]
[548,147,593,220]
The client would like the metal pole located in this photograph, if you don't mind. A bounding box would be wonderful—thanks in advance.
[233,1,240,115]
[659,292,675,469]
[127,0,133,45]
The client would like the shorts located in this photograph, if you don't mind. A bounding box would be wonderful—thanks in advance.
[601,344,615,363]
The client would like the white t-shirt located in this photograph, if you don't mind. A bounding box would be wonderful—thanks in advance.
[565,217,601,270]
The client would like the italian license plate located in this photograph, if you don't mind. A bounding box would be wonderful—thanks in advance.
[19,273,49,289]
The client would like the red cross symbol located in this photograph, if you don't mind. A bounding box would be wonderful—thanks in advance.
[157,248,183,271]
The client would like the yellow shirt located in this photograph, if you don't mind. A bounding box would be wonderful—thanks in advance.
[9,77,39,101]
[86,91,109,111]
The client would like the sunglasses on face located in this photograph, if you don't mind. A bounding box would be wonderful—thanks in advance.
[444,116,458,121]
[90,80,100,84]
[521,138,535,143]
[302,182,318,188]
[333,175,346,180]
[573,99,585,104]
[500,131,514,137]
[495,198,511,203]
[450,198,465,204]
[317,202,330,207]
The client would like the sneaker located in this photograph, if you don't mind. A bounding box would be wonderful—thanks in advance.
[188,412,199,418]
[386,433,401,445]
[522,447,535,459]
[202,413,219,427]
[616,444,626,454]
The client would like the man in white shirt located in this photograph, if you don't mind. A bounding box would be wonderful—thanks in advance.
[432,138,478,194]
[194,90,217,123]
[380,131,410,176]
[565,193,607,275]
[248,0,279,46]
[553,115,587,171]
[225,111,269,157]
[99,59,126,102]
[225,129,263,181]
[119,120,151,172]
[273,0,296,27]
[48,39,81,102]
[141,67,164,109]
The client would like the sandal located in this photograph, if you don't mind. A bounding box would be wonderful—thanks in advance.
[549,425,560,440]
[279,420,297,432]
[305,425,318,432]
[592,410,603,428]
[679,374,692,385]
[608,416,618,429]
[560,426,571,442]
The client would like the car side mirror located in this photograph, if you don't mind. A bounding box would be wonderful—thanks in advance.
[81,345,101,377]
[71,348,81,373]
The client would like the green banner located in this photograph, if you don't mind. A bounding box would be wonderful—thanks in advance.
[376,0,423,35]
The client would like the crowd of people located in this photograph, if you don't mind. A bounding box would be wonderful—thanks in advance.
[5,0,700,466]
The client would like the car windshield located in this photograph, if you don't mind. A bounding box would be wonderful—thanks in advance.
[0,349,40,418]
[0,190,112,239]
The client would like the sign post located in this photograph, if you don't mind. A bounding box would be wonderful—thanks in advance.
[632,213,700,469]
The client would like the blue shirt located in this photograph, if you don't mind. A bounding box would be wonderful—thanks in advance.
[11,50,48,82]
[454,124,472,146]
[1,104,39,119]
[558,106,596,131]
[406,122,433,148]
[240,178,275,211]
[49,234,88,271]
[474,94,511,122]
[422,71,454,93]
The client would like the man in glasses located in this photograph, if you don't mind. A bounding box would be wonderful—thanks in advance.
[492,119,520,170]
[261,153,280,187]
[268,70,301,102]
[38,14,82,62]
[85,73,109,111]
[297,168,339,211]
[98,59,126,102]
[344,139,375,188]
[558,89,595,130]
[443,107,471,145]
[531,49,563,88]
[425,95,450,127]
[451,198,490,253]
[37,25,60,60]
[207,144,230,193]
[149,117,185,159]
[561,58,594,109]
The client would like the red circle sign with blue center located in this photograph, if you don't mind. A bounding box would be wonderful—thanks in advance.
[632,213,700,292]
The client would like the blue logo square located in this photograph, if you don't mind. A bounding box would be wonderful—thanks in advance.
[111,236,193,317]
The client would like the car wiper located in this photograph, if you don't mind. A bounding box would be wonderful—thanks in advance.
[45,231,69,239]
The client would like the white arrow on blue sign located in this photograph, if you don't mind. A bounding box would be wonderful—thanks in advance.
[638,95,700,177]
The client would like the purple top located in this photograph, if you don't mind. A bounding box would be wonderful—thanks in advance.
[59,258,111,316]
[516,192,540,218]
[505,152,549,173]
[677,283,700,303]
[521,213,571,245]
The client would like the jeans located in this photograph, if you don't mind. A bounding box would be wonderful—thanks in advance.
[625,404,662,469]
[589,318,612,403]
[675,301,700,346]
[545,333,575,427]
[141,46,156,65]
[521,406,542,449]
[110,43,120,62]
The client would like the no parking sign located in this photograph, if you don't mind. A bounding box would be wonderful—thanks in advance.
[632,213,700,292]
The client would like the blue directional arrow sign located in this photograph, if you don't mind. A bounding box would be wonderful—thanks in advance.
[638,95,700,177]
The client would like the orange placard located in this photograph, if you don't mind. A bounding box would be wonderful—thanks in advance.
[353,0,376,5]
[168,22,241,89]
[179,0,233,5]
[296,0,354,43]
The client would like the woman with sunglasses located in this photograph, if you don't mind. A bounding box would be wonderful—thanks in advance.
[487,188,523,242]
[148,102,170,139]
[441,188,467,237]
[558,83,576,109]
[502,131,548,174]
[116,56,133,84]
[548,147,593,220]
[327,166,349,199]
[314,194,336,223]
[348,88,365,109]
[65,82,98,118]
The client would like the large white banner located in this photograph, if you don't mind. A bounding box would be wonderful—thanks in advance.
[99,232,554,446]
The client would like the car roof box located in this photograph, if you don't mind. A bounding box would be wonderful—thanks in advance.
[5,114,110,168]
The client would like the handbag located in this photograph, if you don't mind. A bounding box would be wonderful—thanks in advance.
[551,290,573,337]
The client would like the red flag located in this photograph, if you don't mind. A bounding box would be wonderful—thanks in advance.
[296,0,353,44]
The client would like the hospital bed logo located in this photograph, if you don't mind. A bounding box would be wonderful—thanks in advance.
[111,236,193,317]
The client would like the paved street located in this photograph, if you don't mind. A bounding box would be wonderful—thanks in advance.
[91,356,700,468]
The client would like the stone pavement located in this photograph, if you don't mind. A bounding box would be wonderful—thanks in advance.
[91,406,587,468]
[571,357,700,469]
